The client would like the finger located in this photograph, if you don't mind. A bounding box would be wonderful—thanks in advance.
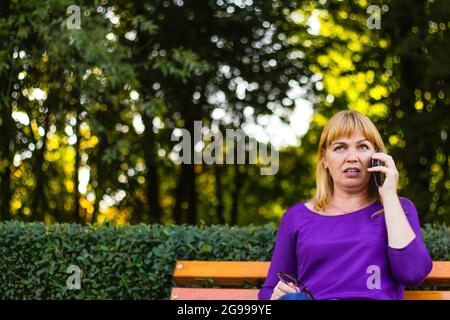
[371,152,390,160]
[272,285,286,299]
[277,280,299,293]
[288,282,300,292]
[367,166,389,173]
[371,153,396,168]
[270,290,279,300]
[271,288,280,300]
[278,281,298,293]
[367,166,396,175]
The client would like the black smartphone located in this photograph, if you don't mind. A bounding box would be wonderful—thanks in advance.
[370,158,385,187]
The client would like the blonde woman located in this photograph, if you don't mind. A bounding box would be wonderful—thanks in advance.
[259,110,432,300]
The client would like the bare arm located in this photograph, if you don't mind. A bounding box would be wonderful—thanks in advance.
[382,194,416,249]
[367,152,416,249]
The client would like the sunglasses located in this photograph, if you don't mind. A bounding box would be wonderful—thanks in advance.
[277,271,315,300]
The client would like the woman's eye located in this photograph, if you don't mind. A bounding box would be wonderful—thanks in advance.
[360,145,369,150]
[334,145,368,151]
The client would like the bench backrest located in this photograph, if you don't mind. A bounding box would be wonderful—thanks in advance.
[171,260,450,300]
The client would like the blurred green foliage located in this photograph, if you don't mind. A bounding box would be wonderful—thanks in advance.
[0,0,449,227]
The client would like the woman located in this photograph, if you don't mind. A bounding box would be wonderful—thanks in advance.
[258,110,433,300]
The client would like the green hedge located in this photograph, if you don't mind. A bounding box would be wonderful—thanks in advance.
[0,221,448,299]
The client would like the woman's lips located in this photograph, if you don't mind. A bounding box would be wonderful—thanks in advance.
[344,171,361,177]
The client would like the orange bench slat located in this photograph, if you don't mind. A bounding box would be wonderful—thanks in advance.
[173,261,450,286]
[170,288,259,300]
[171,260,450,300]
[421,261,450,286]
[404,290,450,300]
[170,288,450,300]
[173,261,270,286]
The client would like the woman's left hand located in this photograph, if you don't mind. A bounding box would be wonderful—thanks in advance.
[367,152,399,199]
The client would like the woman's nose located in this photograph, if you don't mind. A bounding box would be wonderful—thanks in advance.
[345,149,359,161]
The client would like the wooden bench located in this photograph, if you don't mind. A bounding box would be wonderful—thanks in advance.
[170,261,450,300]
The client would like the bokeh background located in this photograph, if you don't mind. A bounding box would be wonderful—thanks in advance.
[0,0,449,227]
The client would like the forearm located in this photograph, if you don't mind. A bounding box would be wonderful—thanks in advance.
[382,194,416,249]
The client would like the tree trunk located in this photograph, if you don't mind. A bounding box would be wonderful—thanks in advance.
[230,165,244,225]
[142,113,162,224]
[0,160,12,221]
[215,164,225,224]
[90,135,107,225]
[173,163,197,224]
[73,110,81,224]
[0,65,15,221]
[132,1,164,225]
[31,105,50,221]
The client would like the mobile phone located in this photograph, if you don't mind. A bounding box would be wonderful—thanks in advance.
[370,158,385,187]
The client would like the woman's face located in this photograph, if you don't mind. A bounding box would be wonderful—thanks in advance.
[323,133,376,191]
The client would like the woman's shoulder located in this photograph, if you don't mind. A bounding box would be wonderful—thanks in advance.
[398,196,418,214]
[398,196,414,205]
[282,201,311,220]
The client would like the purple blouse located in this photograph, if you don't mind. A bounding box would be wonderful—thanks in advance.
[258,197,433,300]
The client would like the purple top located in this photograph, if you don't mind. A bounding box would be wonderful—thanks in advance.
[258,197,433,300]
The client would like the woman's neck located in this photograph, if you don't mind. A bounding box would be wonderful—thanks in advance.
[327,192,377,213]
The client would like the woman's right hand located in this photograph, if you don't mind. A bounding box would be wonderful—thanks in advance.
[269,280,300,300]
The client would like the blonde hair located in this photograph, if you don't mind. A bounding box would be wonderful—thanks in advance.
[310,110,386,215]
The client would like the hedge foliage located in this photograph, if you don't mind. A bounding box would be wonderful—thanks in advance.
[0,221,448,299]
